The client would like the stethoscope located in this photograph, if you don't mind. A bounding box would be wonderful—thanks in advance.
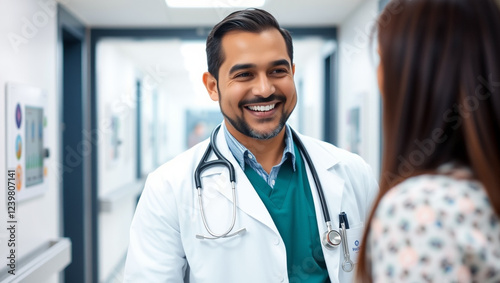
[194,124,354,272]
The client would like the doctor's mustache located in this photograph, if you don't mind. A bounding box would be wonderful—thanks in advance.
[238,94,286,107]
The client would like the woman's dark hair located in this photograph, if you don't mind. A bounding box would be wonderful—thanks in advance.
[356,0,500,281]
[205,8,293,80]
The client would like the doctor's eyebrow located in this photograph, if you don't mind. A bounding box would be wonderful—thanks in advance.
[229,63,256,75]
[269,59,291,69]
[228,59,291,75]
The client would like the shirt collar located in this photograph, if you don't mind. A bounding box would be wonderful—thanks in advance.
[222,122,296,171]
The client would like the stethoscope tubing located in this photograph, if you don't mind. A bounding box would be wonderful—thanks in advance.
[194,125,346,257]
[194,126,236,188]
[196,124,331,222]
[194,125,239,239]
[290,129,331,224]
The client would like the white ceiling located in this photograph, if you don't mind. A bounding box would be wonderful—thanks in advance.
[59,0,364,27]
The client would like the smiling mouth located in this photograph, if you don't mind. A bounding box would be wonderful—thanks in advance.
[246,103,277,112]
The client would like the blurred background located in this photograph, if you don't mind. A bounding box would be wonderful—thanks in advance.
[0,0,388,282]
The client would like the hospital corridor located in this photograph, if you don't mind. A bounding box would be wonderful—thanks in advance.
[1,0,455,282]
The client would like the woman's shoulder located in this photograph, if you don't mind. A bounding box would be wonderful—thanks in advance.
[369,173,500,282]
[374,172,499,239]
[379,173,489,212]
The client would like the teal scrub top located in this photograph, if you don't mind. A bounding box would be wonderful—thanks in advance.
[244,144,330,282]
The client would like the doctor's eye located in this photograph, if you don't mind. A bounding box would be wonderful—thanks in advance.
[270,68,289,76]
[234,72,253,79]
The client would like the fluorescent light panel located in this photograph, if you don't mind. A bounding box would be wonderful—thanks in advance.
[165,0,265,8]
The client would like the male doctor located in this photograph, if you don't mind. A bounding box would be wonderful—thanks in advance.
[124,8,378,283]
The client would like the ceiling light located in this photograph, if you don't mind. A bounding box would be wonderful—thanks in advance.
[165,0,265,8]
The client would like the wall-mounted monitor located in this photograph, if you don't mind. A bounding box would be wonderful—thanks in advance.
[5,83,48,201]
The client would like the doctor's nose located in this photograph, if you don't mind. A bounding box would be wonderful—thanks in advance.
[251,75,276,97]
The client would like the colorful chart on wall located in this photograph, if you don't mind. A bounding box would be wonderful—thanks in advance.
[5,82,48,202]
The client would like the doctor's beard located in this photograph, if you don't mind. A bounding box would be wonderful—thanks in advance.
[220,94,292,140]
[223,112,288,140]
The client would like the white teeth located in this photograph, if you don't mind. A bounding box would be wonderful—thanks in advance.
[248,104,276,112]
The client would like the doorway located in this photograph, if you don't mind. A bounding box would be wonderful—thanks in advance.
[59,5,96,283]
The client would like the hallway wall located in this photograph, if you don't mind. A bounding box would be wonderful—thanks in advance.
[96,42,139,282]
[0,0,62,282]
[338,0,381,178]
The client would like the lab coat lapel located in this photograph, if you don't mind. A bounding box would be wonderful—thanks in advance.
[298,133,345,277]
[199,125,279,235]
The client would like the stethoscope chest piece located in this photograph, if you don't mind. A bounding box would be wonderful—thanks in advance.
[322,229,341,249]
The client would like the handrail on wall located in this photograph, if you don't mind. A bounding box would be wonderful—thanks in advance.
[99,178,146,213]
[0,238,71,283]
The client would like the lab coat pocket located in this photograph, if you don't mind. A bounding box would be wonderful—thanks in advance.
[345,224,364,264]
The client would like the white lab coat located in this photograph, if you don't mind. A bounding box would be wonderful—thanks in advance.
[124,126,378,283]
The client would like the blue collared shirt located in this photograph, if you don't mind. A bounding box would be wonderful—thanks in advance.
[223,122,296,188]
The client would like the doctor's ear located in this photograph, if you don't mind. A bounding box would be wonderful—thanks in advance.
[203,72,219,101]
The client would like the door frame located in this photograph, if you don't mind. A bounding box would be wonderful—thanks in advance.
[58,5,95,283]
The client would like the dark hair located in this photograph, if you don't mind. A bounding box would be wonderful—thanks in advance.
[205,8,293,80]
[356,0,500,281]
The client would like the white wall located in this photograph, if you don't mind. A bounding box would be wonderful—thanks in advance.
[288,38,337,140]
[96,42,139,282]
[338,0,381,178]
[156,89,173,164]
[292,39,327,140]
[97,42,138,196]
[0,0,61,282]
[163,92,189,159]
